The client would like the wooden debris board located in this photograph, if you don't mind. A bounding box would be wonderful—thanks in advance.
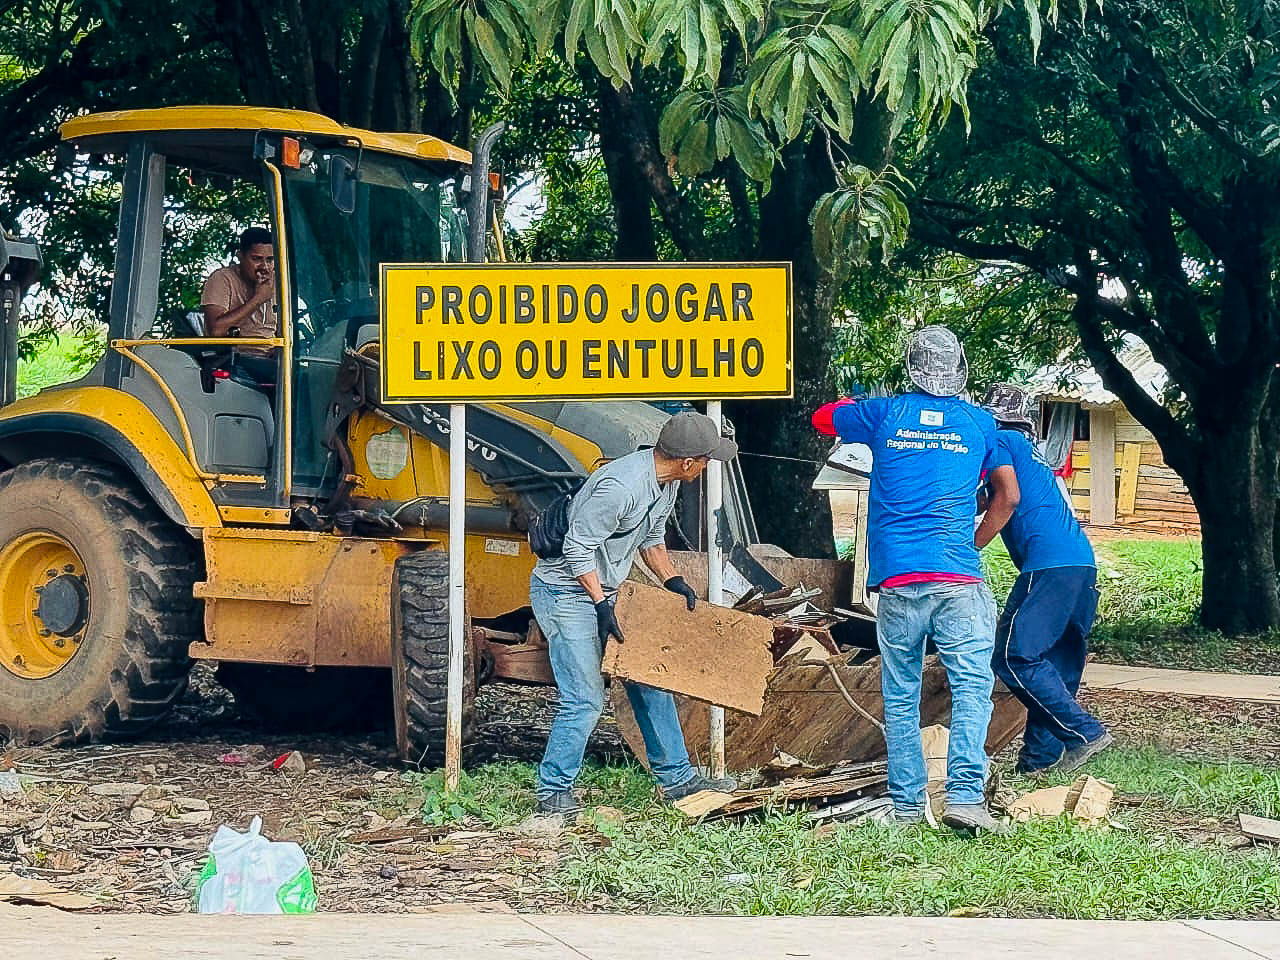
[1239,813,1280,843]
[606,581,774,715]
[672,791,737,818]
[614,653,1027,772]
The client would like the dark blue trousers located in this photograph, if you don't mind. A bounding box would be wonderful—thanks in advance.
[993,565,1106,770]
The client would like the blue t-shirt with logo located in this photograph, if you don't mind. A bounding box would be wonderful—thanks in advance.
[995,429,1095,573]
[832,393,1005,587]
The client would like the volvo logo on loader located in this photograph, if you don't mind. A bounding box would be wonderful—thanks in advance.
[379,262,793,403]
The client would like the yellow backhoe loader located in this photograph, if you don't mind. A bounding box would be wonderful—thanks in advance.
[0,108,773,763]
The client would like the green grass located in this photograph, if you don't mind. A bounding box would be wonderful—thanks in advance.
[1010,746,1280,819]
[404,760,662,828]
[557,813,1280,918]
[401,753,1280,919]
[16,329,100,398]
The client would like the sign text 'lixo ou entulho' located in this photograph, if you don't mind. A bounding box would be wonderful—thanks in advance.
[379,262,792,403]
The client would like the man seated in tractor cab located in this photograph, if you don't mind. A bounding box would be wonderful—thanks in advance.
[201,227,279,385]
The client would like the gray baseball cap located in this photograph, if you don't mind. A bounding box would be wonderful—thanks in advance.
[656,411,739,461]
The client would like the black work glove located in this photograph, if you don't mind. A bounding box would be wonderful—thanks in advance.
[595,598,625,644]
[664,575,697,611]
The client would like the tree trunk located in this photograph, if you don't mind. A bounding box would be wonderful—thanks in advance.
[1186,422,1280,632]
[725,136,837,557]
[597,76,657,259]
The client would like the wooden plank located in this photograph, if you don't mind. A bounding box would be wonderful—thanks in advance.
[1239,813,1280,843]
[1071,495,1091,513]
[1115,423,1153,444]
[1118,442,1141,516]
[613,653,1027,772]
[1089,410,1117,525]
[607,581,774,715]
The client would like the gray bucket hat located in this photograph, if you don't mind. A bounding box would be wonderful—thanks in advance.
[982,382,1038,434]
[656,411,738,461]
[905,325,968,397]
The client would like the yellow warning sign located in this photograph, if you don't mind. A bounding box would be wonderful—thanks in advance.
[379,262,792,403]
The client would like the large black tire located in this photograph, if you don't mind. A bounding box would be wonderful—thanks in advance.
[391,549,475,767]
[0,458,201,744]
[215,662,390,732]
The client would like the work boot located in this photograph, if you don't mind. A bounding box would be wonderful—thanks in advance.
[663,773,738,802]
[535,790,582,817]
[891,806,927,826]
[1015,759,1057,781]
[941,803,1009,835]
[1054,731,1115,774]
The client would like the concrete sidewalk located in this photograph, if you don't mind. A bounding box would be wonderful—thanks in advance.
[1,907,1277,959]
[1084,663,1280,703]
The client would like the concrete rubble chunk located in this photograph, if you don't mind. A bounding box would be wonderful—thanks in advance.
[87,782,148,799]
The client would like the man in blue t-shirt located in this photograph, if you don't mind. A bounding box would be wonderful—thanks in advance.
[814,326,1020,834]
[982,384,1112,776]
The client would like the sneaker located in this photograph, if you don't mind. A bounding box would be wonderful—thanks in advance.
[941,803,1009,835]
[535,790,582,816]
[664,773,738,802]
[1054,731,1114,775]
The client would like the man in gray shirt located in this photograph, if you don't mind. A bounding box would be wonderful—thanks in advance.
[532,411,740,815]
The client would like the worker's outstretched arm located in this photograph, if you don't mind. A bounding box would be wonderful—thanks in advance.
[975,465,1019,548]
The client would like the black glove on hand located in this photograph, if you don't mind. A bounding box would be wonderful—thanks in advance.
[664,575,698,611]
[595,598,625,644]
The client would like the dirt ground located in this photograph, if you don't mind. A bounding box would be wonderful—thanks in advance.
[1,668,1277,915]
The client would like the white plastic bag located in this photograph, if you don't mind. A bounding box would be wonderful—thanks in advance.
[195,816,317,914]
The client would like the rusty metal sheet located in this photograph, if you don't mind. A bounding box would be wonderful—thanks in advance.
[605,581,774,715]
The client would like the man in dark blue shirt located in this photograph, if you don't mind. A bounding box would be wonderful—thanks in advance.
[982,384,1113,776]
[816,327,1019,834]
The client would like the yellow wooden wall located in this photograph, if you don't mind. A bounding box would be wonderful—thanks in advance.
[1065,407,1199,532]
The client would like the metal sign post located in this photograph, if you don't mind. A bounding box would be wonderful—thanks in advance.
[705,400,726,779]
[445,402,467,791]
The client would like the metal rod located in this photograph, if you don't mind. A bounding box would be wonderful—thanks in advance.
[706,400,726,779]
[445,402,467,790]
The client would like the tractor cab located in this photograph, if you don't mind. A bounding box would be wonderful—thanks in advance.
[55,107,485,516]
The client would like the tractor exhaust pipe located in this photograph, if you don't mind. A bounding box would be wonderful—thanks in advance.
[466,122,506,263]
[0,233,42,407]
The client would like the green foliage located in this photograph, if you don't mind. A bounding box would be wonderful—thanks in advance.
[408,0,1065,268]
[644,0,765,88]
[659,87,773,180]
[810,164,911,275]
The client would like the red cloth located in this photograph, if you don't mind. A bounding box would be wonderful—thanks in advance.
[880,572,983,589]
[1055,447,1074,479]
[811,398,856,437]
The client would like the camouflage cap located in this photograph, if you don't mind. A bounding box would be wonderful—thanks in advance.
[905,325,968,397]
[982,382,1038,433]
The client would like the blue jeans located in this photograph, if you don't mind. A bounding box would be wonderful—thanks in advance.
[530,578,695,796]
[877,581,997,811]
[993,566,1105,770]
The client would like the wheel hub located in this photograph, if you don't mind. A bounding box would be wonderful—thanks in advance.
[36,574,89,637]
[0,532,90,679]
